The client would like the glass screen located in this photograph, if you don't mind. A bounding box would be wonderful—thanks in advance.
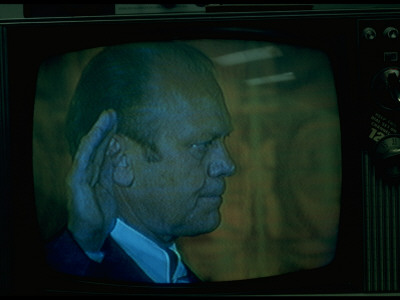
[33,39,341,282]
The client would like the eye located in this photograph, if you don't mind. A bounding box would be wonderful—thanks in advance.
[191,140,212,152]
[190,140,213,159]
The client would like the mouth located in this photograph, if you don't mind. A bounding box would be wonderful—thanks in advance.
[198,195,223,210]
[199,187,224,204]
[200,181,225,196]
[198,180,226,207]
[199,192,224,203]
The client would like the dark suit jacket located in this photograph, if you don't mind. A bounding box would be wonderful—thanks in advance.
[45,229,201,284]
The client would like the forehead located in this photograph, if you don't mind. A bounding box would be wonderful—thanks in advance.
[159,90,232,142]
[149,59,232,140]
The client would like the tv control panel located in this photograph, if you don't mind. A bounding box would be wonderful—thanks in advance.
[359,18,400,181]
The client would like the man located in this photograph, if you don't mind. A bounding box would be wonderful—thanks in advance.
[45,42,236,284]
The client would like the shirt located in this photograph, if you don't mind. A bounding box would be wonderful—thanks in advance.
[109,218,190,283]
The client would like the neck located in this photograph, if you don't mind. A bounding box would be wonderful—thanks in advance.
[117,217,176,249]
[114,188,177,249]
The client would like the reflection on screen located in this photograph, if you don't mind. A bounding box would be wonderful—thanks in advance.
[33,39,341,282]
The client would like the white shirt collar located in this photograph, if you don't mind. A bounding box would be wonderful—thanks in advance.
[110,218,189,283]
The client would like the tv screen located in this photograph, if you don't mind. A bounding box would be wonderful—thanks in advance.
[33,39,341,282]
[2,4,400,296]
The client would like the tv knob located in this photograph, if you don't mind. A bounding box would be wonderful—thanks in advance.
[375,134,400,180]
[371,67,400,110]
[384,26,399,39]
[363,27,377,40]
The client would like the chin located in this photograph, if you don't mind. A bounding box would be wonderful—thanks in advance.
[187,213,222,237]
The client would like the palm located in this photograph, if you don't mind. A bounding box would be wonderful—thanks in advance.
[67,110,118,253]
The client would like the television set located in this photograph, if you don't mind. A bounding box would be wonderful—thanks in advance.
[1,4,400,296]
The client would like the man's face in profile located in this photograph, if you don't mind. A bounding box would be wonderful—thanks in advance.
[117,73,236,245]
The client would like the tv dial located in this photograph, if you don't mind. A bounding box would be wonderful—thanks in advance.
[383,26,399,39]
[362,26,399,40]
[374,134,400,180]
[371,67,400,110]
[363,27,377,40]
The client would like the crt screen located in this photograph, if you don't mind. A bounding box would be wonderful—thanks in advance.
[33,39,341,282]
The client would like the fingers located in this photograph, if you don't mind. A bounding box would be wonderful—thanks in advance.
[66,109,117,227]
[66,109,118,252]
[89,113,119,187]
[72,110,118,187]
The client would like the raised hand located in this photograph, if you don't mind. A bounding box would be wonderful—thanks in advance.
[66,109,119,254]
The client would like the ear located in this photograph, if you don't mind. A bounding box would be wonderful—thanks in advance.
[107,136,135,187]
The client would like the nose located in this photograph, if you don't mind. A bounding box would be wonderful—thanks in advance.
[207,141,236,178]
